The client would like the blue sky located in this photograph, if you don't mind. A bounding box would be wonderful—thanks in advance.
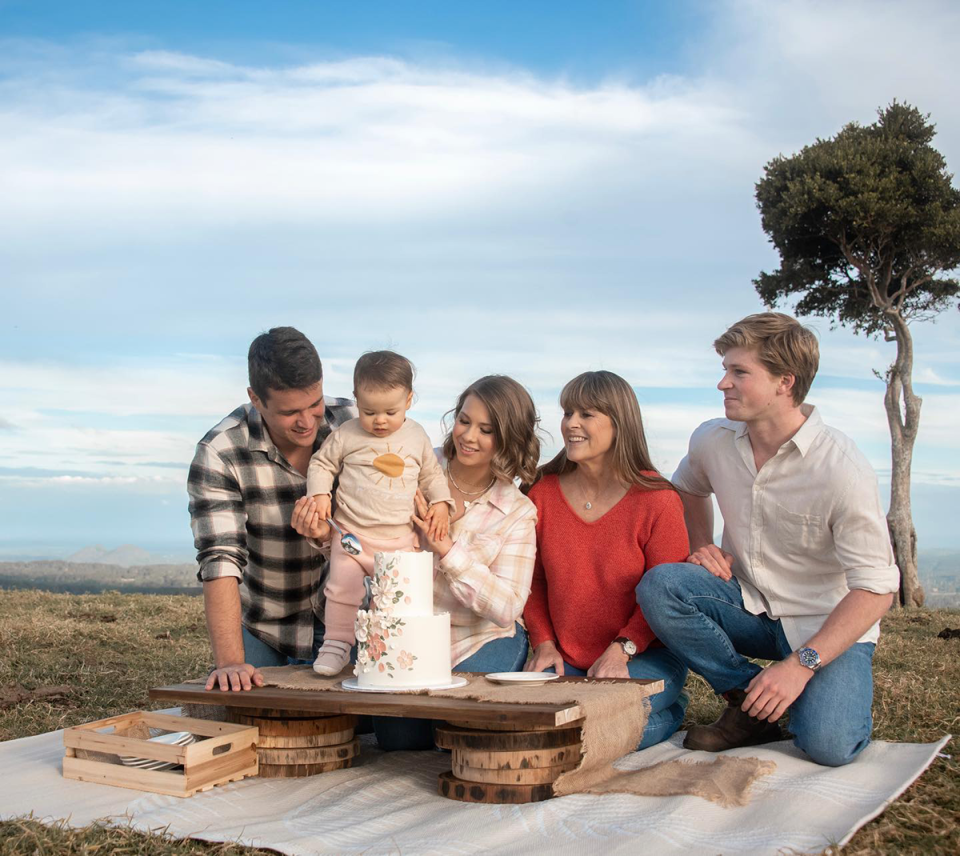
[2,0,959,559]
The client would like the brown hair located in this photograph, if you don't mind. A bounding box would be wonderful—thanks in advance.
[353,350,414,393]
[713,312,819,405]
[536,371,674,492]
[441,375,541,485]
[247,326,322,403]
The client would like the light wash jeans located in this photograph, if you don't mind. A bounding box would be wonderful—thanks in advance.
[373,623,529,751]
[544,646,689,750]
[637,562,875,767]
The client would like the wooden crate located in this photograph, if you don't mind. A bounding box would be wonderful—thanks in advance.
[63,710,258,798]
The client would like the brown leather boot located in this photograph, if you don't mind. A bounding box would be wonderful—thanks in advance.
[683,688,783,751]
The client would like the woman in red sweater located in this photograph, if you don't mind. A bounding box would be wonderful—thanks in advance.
[523,371,690,748]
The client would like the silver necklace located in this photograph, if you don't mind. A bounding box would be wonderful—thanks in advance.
[576,474,603,510]
[448,463,496,497]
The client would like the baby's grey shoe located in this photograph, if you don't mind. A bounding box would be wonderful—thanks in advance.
[312,640,352,676]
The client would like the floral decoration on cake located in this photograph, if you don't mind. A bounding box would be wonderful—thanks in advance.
[353,554,418,677]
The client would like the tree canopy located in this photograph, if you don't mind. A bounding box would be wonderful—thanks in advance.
[754,102,960,335]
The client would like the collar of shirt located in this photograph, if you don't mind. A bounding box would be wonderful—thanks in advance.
[733,404,823,459]
[439,457,514,515]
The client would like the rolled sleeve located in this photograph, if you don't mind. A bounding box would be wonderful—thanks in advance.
[187,442,248,584]
[833,470,900,594]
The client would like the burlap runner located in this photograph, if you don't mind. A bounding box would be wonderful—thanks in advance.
[256,666,775,804]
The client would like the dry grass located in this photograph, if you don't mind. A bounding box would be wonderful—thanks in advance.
[0,589,957,854]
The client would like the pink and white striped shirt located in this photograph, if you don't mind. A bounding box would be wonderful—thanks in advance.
[434,466,537,667]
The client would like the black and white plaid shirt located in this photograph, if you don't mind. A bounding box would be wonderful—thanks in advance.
[188,397,356,659]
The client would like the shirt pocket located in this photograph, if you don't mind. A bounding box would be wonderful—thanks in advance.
[456,531,504,567]
[776,504,824,554]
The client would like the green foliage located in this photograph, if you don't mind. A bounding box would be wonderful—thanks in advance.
[755,102,960,334]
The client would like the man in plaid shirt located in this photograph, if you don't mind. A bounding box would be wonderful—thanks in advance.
[188,327,355,691]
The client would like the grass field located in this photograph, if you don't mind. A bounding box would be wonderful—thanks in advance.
[1,589,957,854]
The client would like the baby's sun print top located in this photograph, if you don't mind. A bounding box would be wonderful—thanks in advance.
[306,418,454,539]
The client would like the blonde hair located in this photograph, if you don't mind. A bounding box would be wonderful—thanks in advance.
[441,376,541,485]
[713,312,819,405]
[537,371,674,492]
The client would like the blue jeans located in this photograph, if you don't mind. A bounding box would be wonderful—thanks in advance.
[637,562,876,767]
[240,617,326,667]
[544,647,688,750]
[373,624,529,751]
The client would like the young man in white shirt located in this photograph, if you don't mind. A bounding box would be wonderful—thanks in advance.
[637,312,899,765]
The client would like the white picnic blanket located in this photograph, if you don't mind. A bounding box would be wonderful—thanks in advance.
[1,712,949,855]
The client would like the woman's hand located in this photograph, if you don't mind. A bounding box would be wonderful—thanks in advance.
[291,496,332,542]
[687,544,734,581]
[525,641,565,675]
[412,489,453,558]
[586,643,631,679]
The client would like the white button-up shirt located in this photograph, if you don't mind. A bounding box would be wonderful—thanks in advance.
[672,405,899,649]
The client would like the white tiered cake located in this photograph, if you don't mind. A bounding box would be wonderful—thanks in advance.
[354,550,453,689]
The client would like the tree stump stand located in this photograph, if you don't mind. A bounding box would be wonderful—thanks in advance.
[226,707,358,778]
[435,719,584,804]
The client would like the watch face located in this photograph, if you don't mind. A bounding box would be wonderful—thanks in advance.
[798,647,820,670]
[623,640,637,656]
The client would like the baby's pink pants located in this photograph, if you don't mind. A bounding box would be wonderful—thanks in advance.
[323,530,418,644]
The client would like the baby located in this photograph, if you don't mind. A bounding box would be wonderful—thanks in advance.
[306,350,453,675]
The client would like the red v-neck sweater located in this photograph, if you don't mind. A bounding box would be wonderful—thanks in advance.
[523,473,689,670]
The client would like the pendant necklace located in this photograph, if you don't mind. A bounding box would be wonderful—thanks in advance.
[577,475,601,511]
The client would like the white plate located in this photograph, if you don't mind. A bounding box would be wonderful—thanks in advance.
[119,731,195,768]
[340,676,470,693]
[484,672,561,686]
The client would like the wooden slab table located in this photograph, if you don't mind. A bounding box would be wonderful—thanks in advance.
[150,674,662,803]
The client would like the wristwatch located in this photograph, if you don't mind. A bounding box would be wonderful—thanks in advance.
[796,646,822,672]
[614,637,637,658]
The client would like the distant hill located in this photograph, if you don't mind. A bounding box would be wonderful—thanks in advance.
[67,544,190,567]
[0,560,201,595]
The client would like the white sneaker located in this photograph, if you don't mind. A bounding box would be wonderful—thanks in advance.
[312,640,352,675]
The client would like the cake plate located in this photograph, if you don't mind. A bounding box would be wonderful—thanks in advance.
[339,676,469,692]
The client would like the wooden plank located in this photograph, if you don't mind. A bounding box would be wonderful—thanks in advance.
[435,725,582,752]
[183,746,259,789]
[452,745,581,770]
[144,711,253,738]
[228,712,356,737]
[257,738,359,765]
[68,711,142,734]
[257,730,357,749]
[63,756,190,798]
[183,730,257,766]
[437,771,554,804]
[445,719,584,732]
[258,757,354,778]
[452,758,578,785]
[150,681,587,728]
[65,730,186,764]
[225,706,342,720]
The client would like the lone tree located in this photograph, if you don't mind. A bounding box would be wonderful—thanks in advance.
[754,102,960,608]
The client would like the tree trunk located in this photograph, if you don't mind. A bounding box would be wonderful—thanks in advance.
[883,316,924,608]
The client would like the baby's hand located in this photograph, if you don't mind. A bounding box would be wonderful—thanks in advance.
[425,502,450,541]
[312,494,332,523]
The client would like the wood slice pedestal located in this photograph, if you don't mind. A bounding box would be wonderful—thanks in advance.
[226,708,358,778]
[435,720,584,804]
